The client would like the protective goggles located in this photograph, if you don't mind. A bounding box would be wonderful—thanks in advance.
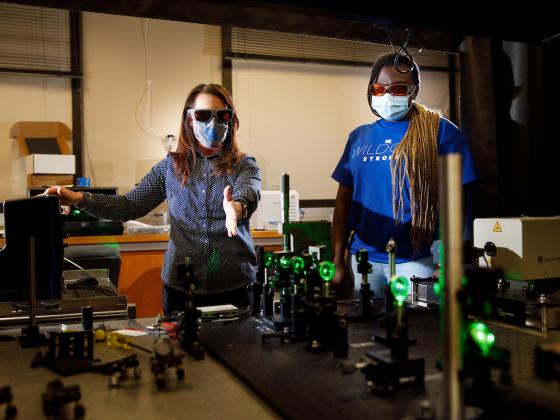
[187,108,234,124]
[368,83,417,97]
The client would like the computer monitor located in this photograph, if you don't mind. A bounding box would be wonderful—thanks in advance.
[0,195,63,302]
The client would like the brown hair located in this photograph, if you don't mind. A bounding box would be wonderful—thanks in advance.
[171,83,243,184]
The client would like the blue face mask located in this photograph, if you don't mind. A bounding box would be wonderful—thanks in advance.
[371,94,412,121]
[192,118,229,148]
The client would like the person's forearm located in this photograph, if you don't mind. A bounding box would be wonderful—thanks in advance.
[233,157,262,218]
[332,193,351,264]
[333,214,350,264]
[78,193,153,222]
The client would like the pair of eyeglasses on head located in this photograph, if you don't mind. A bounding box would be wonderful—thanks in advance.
[186,108,234,124]
[368,83,417,97]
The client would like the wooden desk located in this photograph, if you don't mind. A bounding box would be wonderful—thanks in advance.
[64,230,283,247]
[1,231,282,318]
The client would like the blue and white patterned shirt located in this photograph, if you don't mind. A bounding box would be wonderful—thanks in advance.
[78,152,261,294]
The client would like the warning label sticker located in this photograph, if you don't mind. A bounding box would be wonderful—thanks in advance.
[493,220,502,232]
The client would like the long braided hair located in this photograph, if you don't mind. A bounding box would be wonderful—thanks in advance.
[391,103,440,254]
[367,53,440,254]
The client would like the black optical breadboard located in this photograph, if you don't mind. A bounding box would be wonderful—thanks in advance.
[199,308,558,420]
[200,311,443,419]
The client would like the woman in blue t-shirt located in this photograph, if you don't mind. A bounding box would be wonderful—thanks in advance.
[332,52,476,297]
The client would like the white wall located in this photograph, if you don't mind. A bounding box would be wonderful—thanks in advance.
[1,11,450,204]
[82,12,222,193]
[232,59,450,200]
[0,13,222,201]
[0,75,72,200]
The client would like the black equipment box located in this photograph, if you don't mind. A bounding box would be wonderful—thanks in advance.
[28,187,123,236]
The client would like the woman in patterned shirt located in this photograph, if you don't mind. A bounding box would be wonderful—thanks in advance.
[45,83,262,314]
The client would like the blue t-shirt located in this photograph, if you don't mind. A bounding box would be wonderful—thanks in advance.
[332,117,477,263]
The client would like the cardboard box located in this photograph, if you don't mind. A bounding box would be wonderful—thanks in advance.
[24,154,75,174]
[10,121,71,155]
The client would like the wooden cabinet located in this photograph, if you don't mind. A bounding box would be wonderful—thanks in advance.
[118,250,164,318]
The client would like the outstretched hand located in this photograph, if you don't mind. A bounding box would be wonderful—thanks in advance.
[223,185,238,237]
[43,186,83,207]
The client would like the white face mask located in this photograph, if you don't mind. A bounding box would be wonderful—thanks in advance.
[371,94,412,121]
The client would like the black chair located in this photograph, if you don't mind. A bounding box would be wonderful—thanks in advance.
[63,245,121,288]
